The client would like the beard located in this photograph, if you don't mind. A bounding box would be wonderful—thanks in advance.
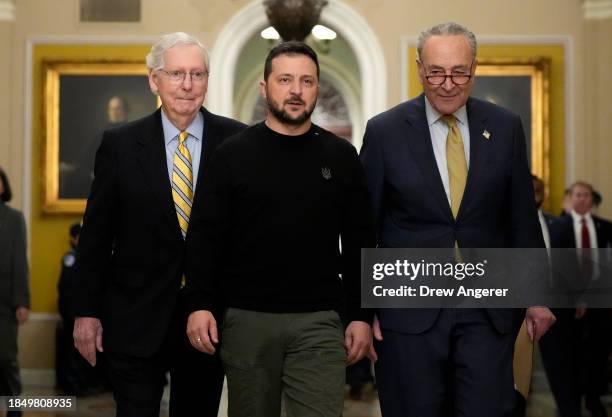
[266,94,316,126]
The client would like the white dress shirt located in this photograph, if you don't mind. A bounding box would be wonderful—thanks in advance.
[570,210,598,249]
[538,210,551,249]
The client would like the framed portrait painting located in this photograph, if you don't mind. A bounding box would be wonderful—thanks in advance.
[472,58,551,185]
[43,60,158,213]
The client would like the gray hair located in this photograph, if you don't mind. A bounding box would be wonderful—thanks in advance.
[417,22,477,61]
[146,32,210,72]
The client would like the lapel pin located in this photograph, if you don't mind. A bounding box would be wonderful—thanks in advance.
[482,130,491,140]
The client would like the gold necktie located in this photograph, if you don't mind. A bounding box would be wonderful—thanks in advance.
[442,115,468,219]
[172,131,193,239]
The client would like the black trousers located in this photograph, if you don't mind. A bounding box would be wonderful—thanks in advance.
[540,308,612,417]
[105,300,224,417]
[0,315,22,417]
[375,309,516,417]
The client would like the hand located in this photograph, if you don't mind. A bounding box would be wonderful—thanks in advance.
[186,310,218,354]
[15,307,29,325]
[575,304,587,320]
[73,317,103,366]
[367,315,383,363]
[525,307,556,342]
[344,321,372,365]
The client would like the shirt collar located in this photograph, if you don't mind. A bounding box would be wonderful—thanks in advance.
[571,210,592,223]
[161,108,203,145]
[424,96,468,128]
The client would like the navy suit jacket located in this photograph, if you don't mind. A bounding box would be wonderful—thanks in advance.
[549,213,612,249]
[360,94,544,334]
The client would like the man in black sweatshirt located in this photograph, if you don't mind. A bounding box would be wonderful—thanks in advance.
[184,41,375,417]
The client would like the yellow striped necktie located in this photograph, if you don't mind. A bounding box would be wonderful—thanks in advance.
[442,115,468,219]
[172,131,193,239]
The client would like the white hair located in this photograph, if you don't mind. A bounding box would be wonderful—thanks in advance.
[146,32,209,72]
[417,22,477,61]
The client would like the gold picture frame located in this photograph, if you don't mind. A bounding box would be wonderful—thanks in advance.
[43,60,157,214]
[474,58,551,191]
[405,42,563,211]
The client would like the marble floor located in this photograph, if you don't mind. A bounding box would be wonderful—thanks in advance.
[12,375,612,417]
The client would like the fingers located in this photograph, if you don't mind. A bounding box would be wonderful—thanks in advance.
[367,344,378,363]
[525,318,535,342]
[344,331,355,363]
[345,329,371,365]
[96,326,104,353]
[372,315,383,341]
[186,311,217,355]
[73,319,99,367]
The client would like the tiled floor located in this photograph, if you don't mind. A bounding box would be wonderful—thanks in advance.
[14,377,612,417]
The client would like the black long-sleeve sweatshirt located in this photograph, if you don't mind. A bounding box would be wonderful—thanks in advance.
[184,122,375,323]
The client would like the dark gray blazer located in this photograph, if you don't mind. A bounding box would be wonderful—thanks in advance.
[0,203,30,317]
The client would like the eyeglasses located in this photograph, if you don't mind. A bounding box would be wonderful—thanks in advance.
[425,73,472,85]
[422,61,474,86]
[158,70,208,83]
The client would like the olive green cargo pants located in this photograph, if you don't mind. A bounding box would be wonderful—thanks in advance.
[220,308,346,417]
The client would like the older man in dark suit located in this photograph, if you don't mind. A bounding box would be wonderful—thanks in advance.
[360,22,556,417]
[73,32,246,417]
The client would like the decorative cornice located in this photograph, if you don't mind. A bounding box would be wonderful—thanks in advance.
[583,0,612,20]
[0,0,15,21]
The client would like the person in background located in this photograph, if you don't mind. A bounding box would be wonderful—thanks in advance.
[560,187,573,216]
[56,222,109,396]
[545,181,612,417]
[532,175,556,250]
[0,166,30,417]
[591,189,602,215]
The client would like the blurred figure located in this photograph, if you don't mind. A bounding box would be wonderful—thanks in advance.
[0,167,30,417]
[106,96,129,127]
[592,190,602,215]
[560,187,573,216]
[532,175,555,249]
[64,96,131,199]
[56,222,108,396]
[544,181,612,417]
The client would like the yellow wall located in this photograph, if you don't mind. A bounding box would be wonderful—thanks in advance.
[30,44,151,313]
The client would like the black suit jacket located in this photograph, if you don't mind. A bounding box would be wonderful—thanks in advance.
[74,107,246,357]
[360,94,544,334]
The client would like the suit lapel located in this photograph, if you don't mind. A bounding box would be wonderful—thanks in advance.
[404,96,454,222]
[457,97,491,220]
[136,109,183,240]
[192,108,220,207]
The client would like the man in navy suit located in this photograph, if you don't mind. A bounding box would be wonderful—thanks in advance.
[543,181,612,417]
[360,22,556,417]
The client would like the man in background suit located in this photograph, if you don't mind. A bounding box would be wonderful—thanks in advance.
[543,181,612,417]
[0,167,29,417]
[73,32,246,417]
[533,175,556,249]
[360,22,555,417]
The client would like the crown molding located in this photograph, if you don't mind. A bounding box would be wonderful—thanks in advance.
[583,0,612,20]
